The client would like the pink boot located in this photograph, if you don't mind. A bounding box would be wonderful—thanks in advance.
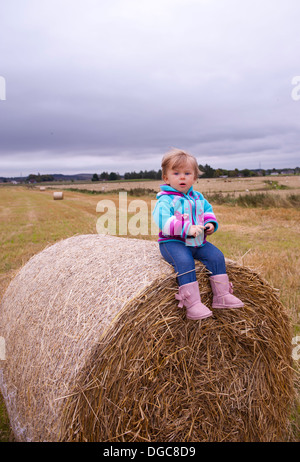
[175,281,212,320]
[210,274,244,309]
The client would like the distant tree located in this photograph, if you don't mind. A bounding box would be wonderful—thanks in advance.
[124,169,162,180]
[92,173,99,181]
[214,168,228,178]
[99,171,109,180]
[124,171,134,180]
[198,164,215,178]
[228,169,239,177]
[143,169,157,179]
[41,174,54,182]
[108,172,120,181]
[241,169,251,177]
[26,173,40,183]
[26,173,54,183]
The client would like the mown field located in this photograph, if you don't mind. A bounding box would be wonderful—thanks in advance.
[44,174,300,195]
[0,176,299,441]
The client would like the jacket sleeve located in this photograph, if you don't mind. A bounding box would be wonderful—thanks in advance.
[203,198,218,232]
[153,197,192,239]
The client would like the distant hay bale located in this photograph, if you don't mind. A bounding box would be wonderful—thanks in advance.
[39,186,46,191]
[53,191,64,200]
[0,235,295,442]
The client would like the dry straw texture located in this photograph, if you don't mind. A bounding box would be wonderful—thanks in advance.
[0,234,295,442]
[53,191,64,200]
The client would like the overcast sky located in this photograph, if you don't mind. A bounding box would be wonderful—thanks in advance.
[0,0,300,177]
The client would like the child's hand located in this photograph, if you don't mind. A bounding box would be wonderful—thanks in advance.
[188,225,204,238]
[204,223,215,235]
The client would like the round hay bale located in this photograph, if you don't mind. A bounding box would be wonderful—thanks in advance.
[0,235,294,442]
[39,186,46,191]
[53,191,64,200]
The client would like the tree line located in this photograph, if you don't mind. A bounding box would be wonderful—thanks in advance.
[92,169,162,181]
[20,165,299,183]
[91,165,299,181]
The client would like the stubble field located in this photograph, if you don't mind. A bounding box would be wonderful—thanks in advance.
[46,174,300,195]
[0,175,299,441]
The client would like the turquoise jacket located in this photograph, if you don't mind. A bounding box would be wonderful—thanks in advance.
[152,184,218,247]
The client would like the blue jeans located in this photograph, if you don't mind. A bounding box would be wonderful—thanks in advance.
[159,241,226,286]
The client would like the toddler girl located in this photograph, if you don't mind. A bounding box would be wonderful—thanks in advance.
[153,148,244,320]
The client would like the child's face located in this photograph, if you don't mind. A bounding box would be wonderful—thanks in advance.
[163,162,196,194]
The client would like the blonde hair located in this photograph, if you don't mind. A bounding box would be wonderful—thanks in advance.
[161,148,201,180]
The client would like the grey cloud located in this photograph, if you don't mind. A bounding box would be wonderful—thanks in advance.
[0,0,300,176]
